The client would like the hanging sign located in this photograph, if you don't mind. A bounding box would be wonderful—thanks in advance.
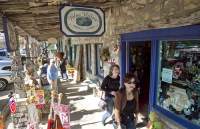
[9,97,16,114]
[3,16,19,52]
[60,5,105,36]
[53,103,70,129]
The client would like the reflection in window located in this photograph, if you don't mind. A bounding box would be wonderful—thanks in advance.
[157,40,200,126]
[95,44,104,77]
[86,44,92,72]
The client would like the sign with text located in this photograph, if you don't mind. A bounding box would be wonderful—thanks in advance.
[162,68,173,83]
[53,103,70,129]
[60,6,105,36]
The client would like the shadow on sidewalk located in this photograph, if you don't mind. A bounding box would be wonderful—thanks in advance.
[71,120,102,129]
[67,96,85,101]
[65,88,93,97]
[71,124,81,129]
[70,109,101,121]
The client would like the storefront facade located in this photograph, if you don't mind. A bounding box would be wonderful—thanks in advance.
[120,25,200,129]
[66,1,200,128]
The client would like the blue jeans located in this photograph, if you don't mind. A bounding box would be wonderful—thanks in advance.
[102,96,114,124]
[124,117,136,129]
[113,117,136,129]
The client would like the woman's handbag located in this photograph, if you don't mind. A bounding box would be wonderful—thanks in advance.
[98,91,107,110]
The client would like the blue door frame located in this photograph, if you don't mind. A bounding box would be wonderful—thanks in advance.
[120,25,200,129]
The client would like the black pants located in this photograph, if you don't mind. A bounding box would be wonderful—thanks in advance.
[61,70,68,79]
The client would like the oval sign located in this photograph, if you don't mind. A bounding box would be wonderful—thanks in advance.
[60,6,105,36]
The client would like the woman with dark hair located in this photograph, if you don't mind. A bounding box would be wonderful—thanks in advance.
[114,73,139,129]
[101,64,120,126]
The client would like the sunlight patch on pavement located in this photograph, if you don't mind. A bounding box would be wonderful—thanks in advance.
[0,94,9,100]
[78,86,88,92]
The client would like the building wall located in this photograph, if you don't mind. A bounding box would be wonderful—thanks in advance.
[71,0,200,79]
[69,0,200,128]
[72,0,200,43]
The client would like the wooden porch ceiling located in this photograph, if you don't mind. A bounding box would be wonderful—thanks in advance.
[0,0,123,41]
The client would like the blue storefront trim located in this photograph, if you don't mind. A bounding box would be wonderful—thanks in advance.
[120,40,127,89]
[120,25,200,129]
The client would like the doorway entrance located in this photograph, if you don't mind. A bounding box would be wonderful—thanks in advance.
[128,41,151,118]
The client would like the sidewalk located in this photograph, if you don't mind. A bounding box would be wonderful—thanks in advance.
[59,79,113,129]
[6,79,147,129]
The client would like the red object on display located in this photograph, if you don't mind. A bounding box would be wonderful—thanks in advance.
[9,97,16,114]
[47,119,54,129]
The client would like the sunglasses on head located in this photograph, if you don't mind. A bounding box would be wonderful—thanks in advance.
[127,81,136,84]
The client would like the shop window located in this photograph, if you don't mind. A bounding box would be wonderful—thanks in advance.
[86,44,92,72]
[71,45,77,66]
[95,44,104,77]
[157,40,200,126]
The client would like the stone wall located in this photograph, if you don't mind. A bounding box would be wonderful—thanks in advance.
[112,0,200,34]
[71,0,200,81]
[72,0,200,44]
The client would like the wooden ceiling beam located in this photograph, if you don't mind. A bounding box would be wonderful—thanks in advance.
[30,6,58,14]
[36,21,60,25]
[0,1,29,5]
[0,0,121,41]
[0,4,29,10]
[34,15,58,20]
[17,22,59,27]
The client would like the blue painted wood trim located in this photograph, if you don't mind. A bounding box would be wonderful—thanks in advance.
[154,105,200,129]
[120,40,126,88]
[152,40,161,108]
[120,25,200,129]
[149,40,157,111]
[126,43,130,72]
[121,25,200,41]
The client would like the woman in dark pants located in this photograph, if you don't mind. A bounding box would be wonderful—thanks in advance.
[60,58,68,79]
[114,73,139,129]
[101,64,120,126]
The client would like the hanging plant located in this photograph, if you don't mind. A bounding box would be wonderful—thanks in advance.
[100,47,110,61]
[113,44,120,54]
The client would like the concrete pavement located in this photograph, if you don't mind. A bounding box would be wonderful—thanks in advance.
[59,80,113,129]
[5,79,147,129]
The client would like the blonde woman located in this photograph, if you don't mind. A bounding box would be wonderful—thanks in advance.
[100,64,120,126]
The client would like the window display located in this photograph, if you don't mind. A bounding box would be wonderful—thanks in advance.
[95,44,104,77]
[157,40,200,126]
